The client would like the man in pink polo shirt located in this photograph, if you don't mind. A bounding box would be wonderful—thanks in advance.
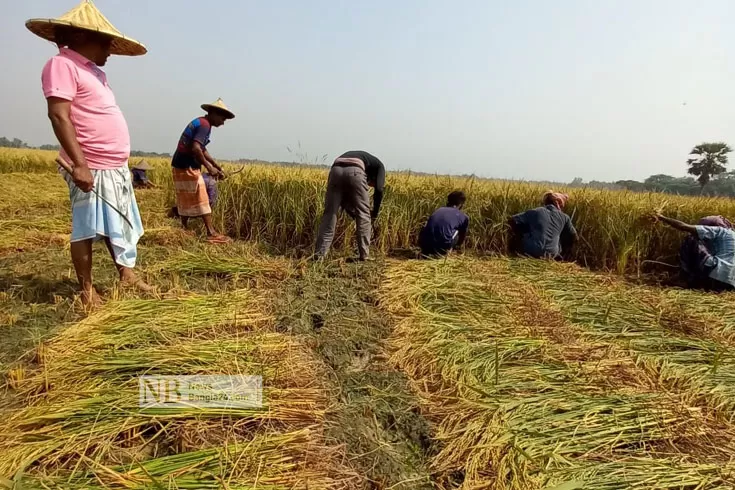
[26,0,151,307]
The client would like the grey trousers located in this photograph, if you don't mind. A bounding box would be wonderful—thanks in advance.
[315,165,371,259]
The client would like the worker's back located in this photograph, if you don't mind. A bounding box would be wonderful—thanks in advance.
[696,225,735,287]
[513,205,575,258]
[420,206,469,253]
[131,168,149,188]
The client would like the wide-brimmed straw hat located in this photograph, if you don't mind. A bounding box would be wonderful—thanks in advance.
[25,0,147,56]
[201,98,235,119]
[131,159,152,171]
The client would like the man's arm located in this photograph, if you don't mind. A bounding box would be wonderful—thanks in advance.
[456,217,469,248]
[189,121,220,177]
[655,214,698,235]
[371,164,386,220]
[508,212,528,232]
[203,149,225,180]
[507,216,518,231]
[192,142,220,177]
[203,149,224,173]
[560,216,578,260]
[47,97,93,192]
[507,215,524,254]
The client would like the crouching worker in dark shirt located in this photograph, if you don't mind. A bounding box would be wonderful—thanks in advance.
[508,191,577,260]
[131,160,155,189]
[419,191,470,258]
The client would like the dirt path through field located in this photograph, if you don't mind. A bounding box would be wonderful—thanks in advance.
[275,259,435,489]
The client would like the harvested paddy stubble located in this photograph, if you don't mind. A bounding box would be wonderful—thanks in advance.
[380,258,735,489]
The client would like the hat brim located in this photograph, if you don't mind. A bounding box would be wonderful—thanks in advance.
[26,19,147,56]
[132,162,152,170]
[201,104,235,119]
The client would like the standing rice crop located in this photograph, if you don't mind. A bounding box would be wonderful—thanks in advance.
[5,148,735,272]
[213,164,735,273]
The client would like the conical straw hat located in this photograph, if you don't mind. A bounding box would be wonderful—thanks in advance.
[131,159,152,170]
[201,98,235,119]
[26,0,146,56]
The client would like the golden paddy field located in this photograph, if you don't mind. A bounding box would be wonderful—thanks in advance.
[1,147,734,489]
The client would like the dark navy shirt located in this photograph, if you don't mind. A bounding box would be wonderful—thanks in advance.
[511,205,577,258]
[419,206,469,252]
[131,168,149,184]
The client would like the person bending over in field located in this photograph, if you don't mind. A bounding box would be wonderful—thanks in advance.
[171,99,233,244]
[419,191,469,258]
[29,0,152,307]
[314,150,386,261]
[654,213,735,292]
[508,191,577,260]
[131,160,155,189]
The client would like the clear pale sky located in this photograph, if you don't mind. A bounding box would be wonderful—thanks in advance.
[1,0,733,182]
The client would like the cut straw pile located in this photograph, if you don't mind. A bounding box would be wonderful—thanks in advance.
[155,248,294,282]
[380,257,735,489]
[0,173,70,254]
[507,259,735,413]
[0,289,357,488]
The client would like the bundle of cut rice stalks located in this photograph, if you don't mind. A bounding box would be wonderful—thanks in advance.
[507,258,735,414]
[0,291,357,488]
[155,248,293,282]
[380,257,735,489]
[15,429,356,489]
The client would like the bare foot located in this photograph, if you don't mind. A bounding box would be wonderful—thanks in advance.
[80,289,103,310]
[206,234,232,244]
[119,270,155,293]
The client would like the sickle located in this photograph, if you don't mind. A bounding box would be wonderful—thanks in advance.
[55,156,135,228]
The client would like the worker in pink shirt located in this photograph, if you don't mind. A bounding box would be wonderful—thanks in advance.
[26,0,152,308]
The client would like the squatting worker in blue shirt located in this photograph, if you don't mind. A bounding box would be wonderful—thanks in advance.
[508,191,578,260]
[419,191,469,258]
[653,212,735,292]
[314,150,386,261]
[131,160,155,189]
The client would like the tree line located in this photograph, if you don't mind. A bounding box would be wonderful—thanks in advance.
[0,137,170,158]
[569,142,734,197]
[0,136,60,151]
[570,172,735,197]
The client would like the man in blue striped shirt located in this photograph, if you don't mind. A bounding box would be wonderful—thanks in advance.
[170,99,234,243]
[654,213,735,291]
